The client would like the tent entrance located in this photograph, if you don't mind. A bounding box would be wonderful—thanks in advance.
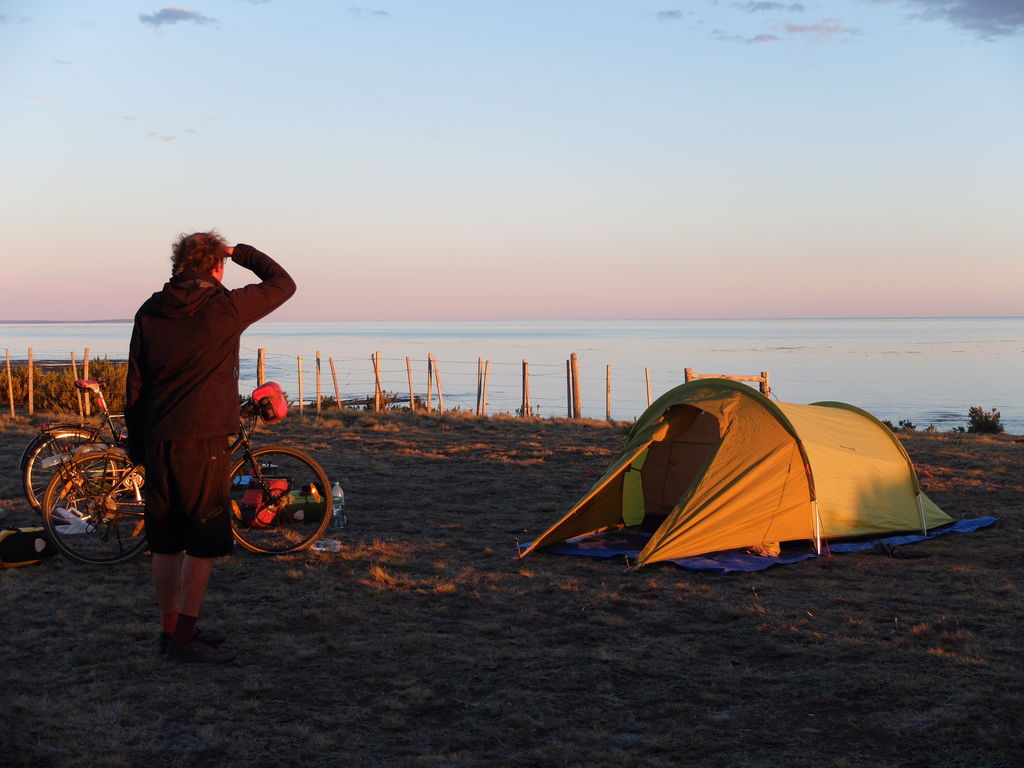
[637,406,721,531]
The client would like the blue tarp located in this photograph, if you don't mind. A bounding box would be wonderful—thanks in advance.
[522,517,998,574]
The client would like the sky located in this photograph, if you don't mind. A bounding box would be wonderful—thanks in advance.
[1,0,1021,321]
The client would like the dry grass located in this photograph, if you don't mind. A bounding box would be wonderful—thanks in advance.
[1,411,1021,767]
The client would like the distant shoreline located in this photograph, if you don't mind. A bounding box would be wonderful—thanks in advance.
[0,319,132,324]
[1,316,1023,324]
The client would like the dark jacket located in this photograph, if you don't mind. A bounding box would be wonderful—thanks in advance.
[124,244,296,462]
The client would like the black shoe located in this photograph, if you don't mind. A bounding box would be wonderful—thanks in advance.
[166,634,237,664]
[159,628,227,655]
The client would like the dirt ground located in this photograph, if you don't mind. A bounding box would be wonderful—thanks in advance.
[1,409,1021,768]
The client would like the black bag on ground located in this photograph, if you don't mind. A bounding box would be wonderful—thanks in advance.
[0,526,57,567]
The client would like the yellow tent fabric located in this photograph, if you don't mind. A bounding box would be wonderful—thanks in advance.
[522,379,952,567]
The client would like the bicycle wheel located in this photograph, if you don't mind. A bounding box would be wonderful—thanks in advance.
[22,426,100,514]
[229,445,332,554]
[41,450,148,565]
[19,428,57,472]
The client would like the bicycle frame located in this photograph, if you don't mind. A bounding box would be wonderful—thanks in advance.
[43,387,332,561]
[230,401,268,477]
[34,380,125,450]
[73,380,126,443]
[48,452,141,519]
[48,407,250,551]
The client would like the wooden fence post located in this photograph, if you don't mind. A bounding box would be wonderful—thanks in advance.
[257,348,266,386]
[297,356,304,416]
[372,351,383,412]
[606,364,612,422]
[329,357,342,411]
[71,351,83,417]
[429,354,444,413]
[476,357,483,416]
[645,367,652,407]
[521,359,530,417]
[406,356,415,412]
[83,348,91,416]
[565,359,572,418]
[27,348,33,415]
[682,369,770,394]
[481,360,490,417]
[315,351,322,416]
[426,356,433,412]
[5,349,13,417]
[570,352,581,419]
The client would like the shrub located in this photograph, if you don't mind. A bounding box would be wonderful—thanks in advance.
[2,359,128,414]
[882,419,916,432]
[363,390,426,411]
[967,406,1004,434]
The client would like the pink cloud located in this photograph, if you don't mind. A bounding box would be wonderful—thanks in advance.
[785,17,859,39]
[712,29,782,43]
[185,128,199,134]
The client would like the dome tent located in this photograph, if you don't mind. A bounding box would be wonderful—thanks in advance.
[521,379,952,568]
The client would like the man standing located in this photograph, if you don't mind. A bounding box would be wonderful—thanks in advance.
[125,231,295,663]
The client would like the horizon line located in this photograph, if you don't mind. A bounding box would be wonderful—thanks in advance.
[2,315,1024,325]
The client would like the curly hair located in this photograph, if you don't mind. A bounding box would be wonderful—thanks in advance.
[170,231,230,275]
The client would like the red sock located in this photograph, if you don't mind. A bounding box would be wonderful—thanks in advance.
[172,614,199,645]
[161,611,178,635]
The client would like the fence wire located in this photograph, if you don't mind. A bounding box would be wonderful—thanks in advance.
[2,343,764,423]
[239,346,722,422]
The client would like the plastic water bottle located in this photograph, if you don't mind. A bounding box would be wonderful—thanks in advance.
[331,482,346,530]
[311,538,342,553]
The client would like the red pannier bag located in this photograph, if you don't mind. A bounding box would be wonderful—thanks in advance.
[252,382,288,423]
[236,478,291,528]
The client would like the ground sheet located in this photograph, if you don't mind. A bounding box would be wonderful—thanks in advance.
[526,517,998,573]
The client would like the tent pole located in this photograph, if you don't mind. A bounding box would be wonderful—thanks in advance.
[813,501,822,555]
[916,493,926,535]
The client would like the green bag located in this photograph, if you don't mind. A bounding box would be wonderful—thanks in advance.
[280,490,325,523]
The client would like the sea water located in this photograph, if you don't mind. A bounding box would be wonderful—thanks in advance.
[2,318,1022,434]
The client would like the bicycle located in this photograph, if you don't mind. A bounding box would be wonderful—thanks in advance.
[40,382,334,564]
[20,379,126,514]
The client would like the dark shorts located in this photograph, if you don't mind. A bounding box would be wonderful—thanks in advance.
[144,436,234,558]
